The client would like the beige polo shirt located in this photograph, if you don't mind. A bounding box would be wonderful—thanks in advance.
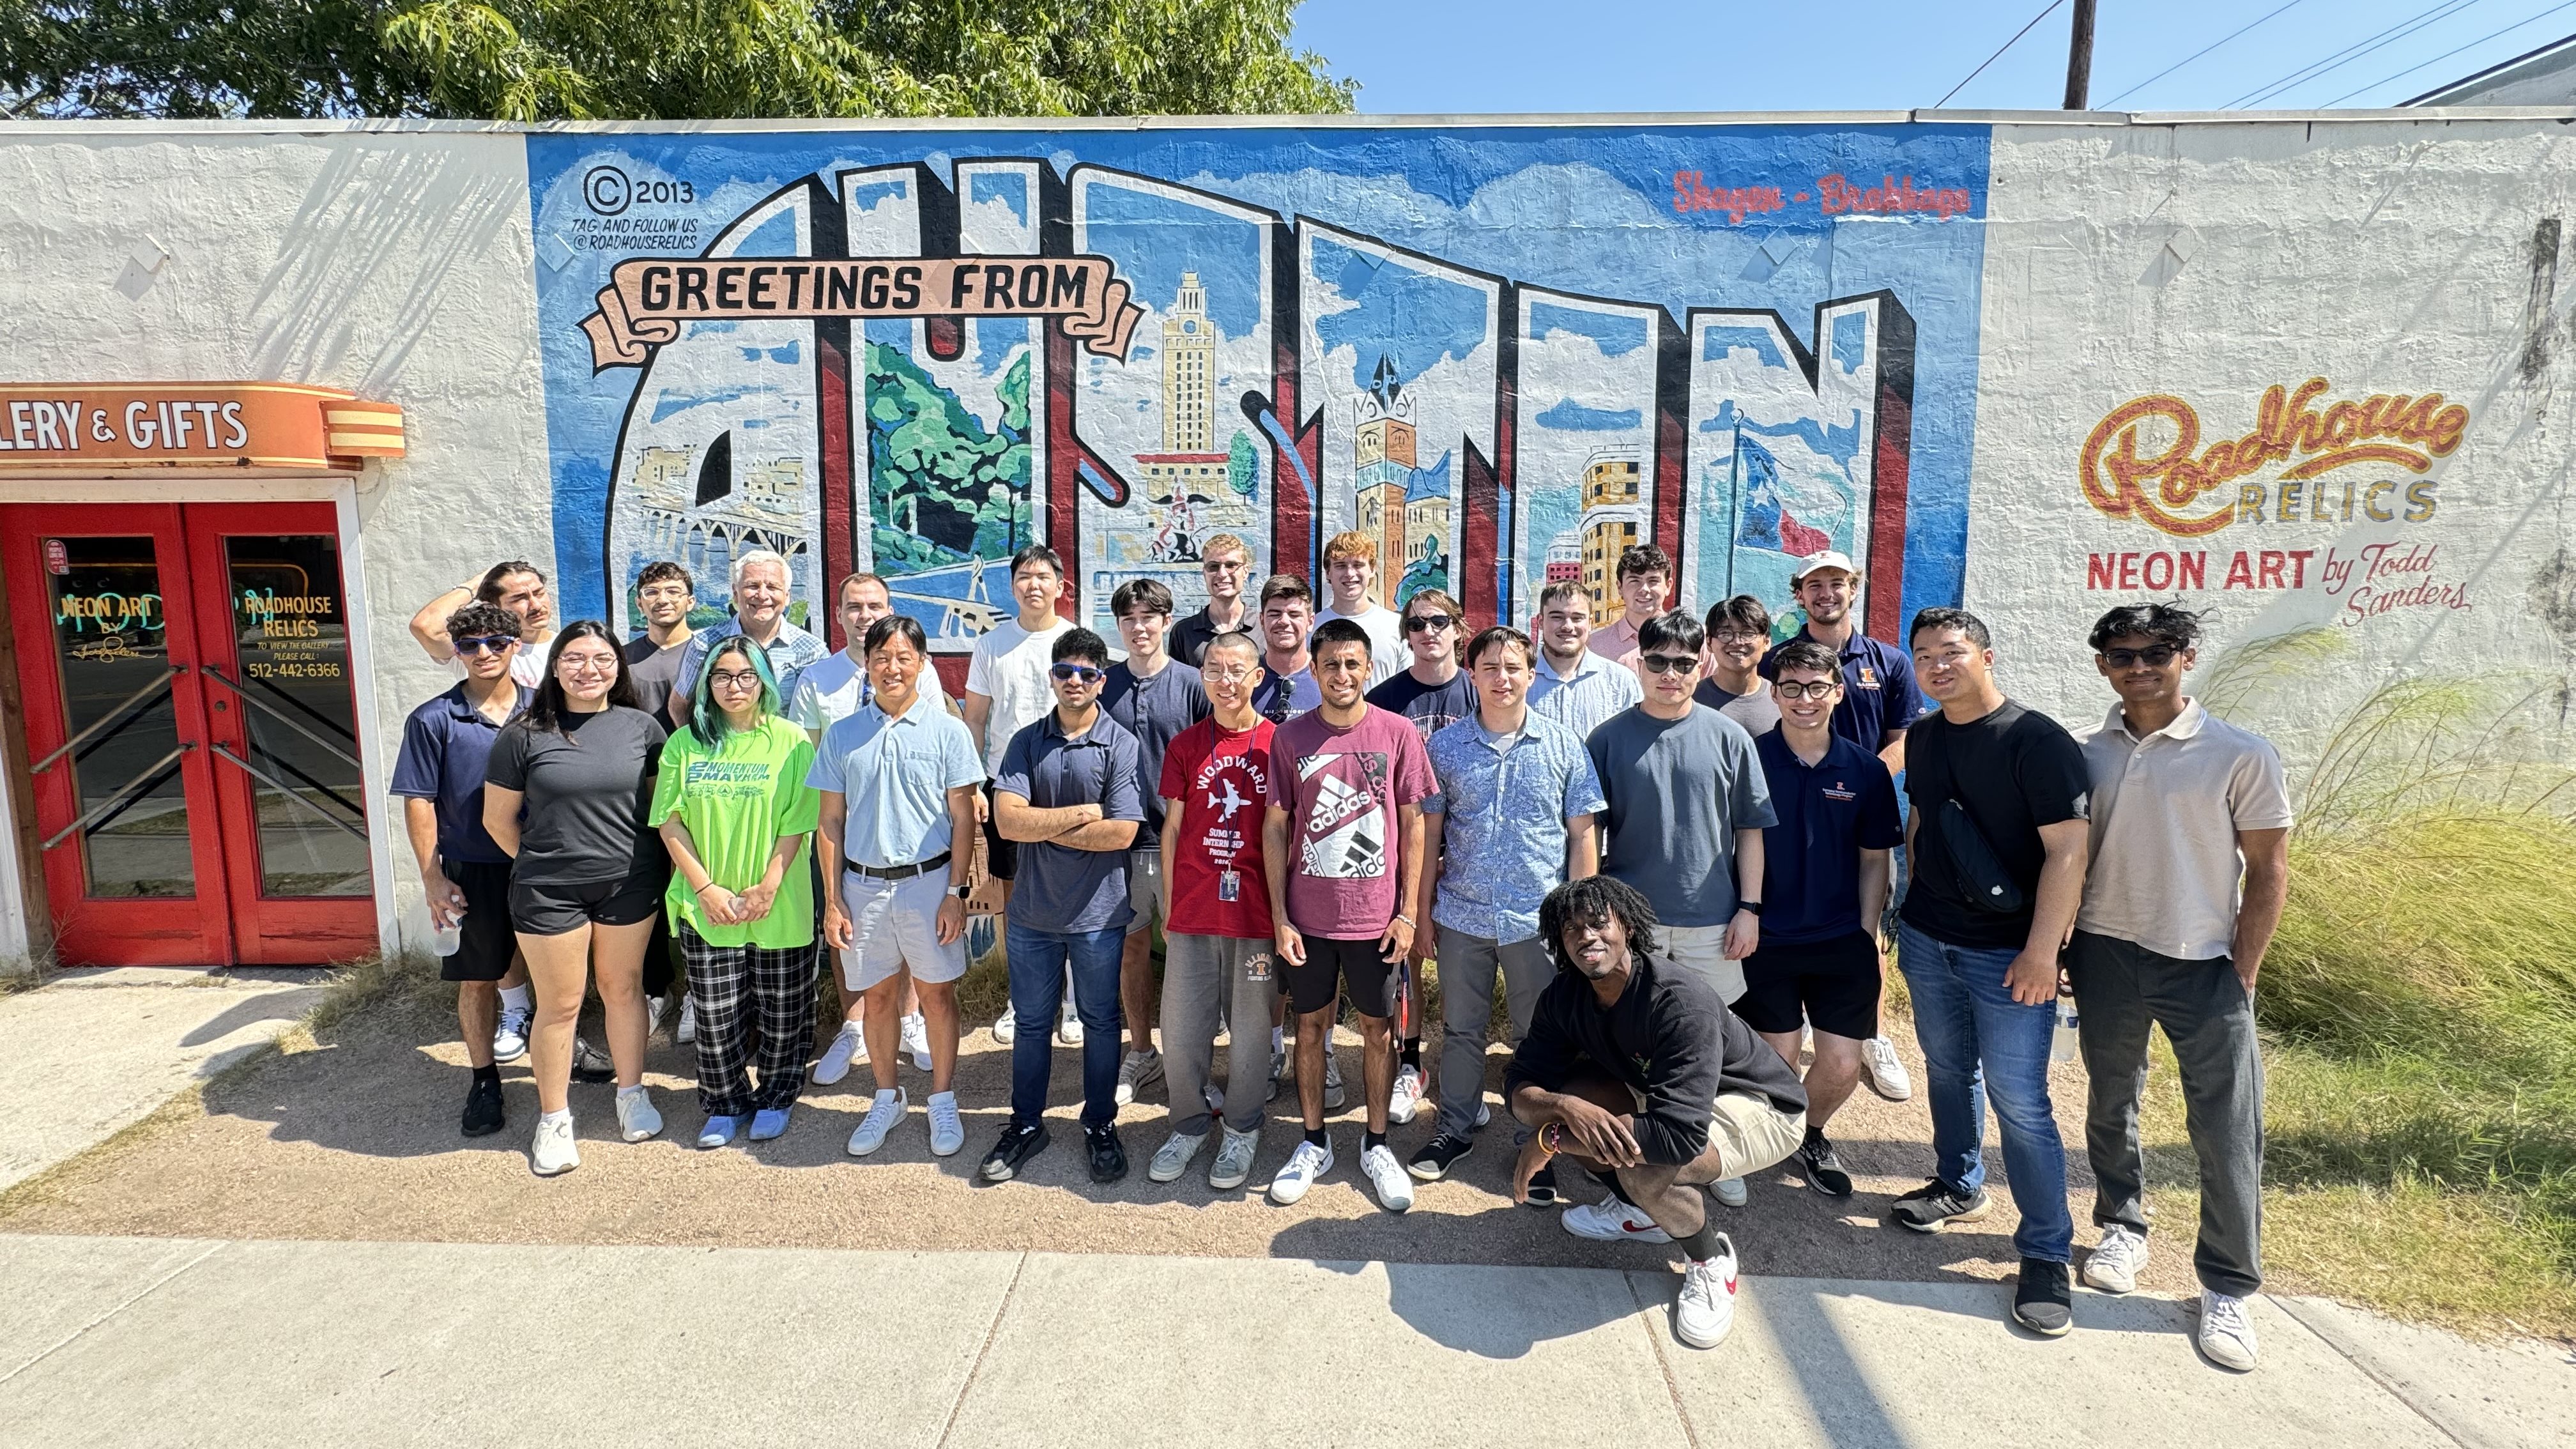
[2075,699,2293,962]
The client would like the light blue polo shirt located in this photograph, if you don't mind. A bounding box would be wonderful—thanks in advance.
[806,689,984,868]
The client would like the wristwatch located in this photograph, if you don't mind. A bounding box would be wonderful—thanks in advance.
[1738,900,1763,917]
[954,885,973,900]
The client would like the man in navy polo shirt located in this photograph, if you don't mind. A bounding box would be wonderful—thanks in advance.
[986,627,1147,1185]
[1761,549,1926,1103]
[1737,640,1901,1200]
[390,600,530,1138]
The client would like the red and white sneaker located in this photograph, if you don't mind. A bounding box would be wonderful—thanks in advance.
[1673,1236,1740,1348]
[1561,1194,1672,1244]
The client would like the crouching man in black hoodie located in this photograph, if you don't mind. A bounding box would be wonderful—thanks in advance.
[1508,875,1809,1351]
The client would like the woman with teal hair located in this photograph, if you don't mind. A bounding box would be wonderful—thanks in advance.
[652,633,820,1146]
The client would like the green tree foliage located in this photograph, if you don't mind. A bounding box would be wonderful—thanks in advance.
[864,340,1031,572]
[0,0,1356,120]
[1226,429,1257,498]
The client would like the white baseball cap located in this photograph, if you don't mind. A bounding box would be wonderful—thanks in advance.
[1790,549,1859,583]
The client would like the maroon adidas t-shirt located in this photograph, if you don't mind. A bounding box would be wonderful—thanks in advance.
[1158,716,1278,940]
[1266,704,1434,940]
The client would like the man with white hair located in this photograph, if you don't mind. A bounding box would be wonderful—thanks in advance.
[669,549,829,726]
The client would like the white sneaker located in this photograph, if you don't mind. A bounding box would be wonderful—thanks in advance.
[615,1087,663,1142]
[1710,1176,1749,1208]
[492,1006,531,1063]
[2197,1290,2260,1371]
[1057,999,1082,1045]
[1269,1138,1334,1205]
[1387,1064,1427,1125]
[1563,1195,1672,1243]
[1149,1131,1209,1183]
[926,1091,965,1157]
[993,1009,1018,1045]
[1861,1034,1912,1101]
[846,1088,908,1156]
[530,1114,579,1176]
[675,994,696,1045]
[901,1013,933,1072]
[647,995,668,1036]
[1361,1143,1415,1213]
[813,1022,864,1085]
[1114,1048,1165,1107]
[1673,1238,1740,1349]
[2083,1224,2149,1294]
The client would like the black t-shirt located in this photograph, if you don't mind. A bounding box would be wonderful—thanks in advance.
[1170,607,1257,670]
[1365,668,1476,744]
[1899,699,2089,950]
[484,705,671,886]
[1505,953,1806,1166]
[623,634,688,722]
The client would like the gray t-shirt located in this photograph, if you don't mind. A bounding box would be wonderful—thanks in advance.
[1586,704,1777,928]
[484,705,670,887]
[1696,677,1781,737]
[624,634,689,722]
[1100,658,1209,836]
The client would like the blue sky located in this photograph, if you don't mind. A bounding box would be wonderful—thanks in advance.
[1292,0,2576,112]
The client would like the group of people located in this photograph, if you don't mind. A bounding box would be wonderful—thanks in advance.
[390,530,2287,1374]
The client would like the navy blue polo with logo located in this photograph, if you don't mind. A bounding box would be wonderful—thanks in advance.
[1753,728,1905,945]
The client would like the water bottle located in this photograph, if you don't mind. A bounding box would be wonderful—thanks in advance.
[2050,991,2081,1063]
[432,904,464,958]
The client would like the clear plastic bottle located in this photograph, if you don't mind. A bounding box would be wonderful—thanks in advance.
[2050,992,2081,1063]
[432,907,464,957]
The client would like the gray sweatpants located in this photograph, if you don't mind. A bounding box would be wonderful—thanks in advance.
[2067,928,2266,1298]
[1160,931,1273,1137]
[1435,926,1555,1140]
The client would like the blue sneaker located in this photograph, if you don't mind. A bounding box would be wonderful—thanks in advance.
[749,1107,793,1141]
[696,1115,744,1149]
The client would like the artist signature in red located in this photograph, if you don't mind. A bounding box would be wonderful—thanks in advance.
[1672,172,1975,224]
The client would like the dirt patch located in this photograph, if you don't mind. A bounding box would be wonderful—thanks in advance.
[0,986,2198,1296]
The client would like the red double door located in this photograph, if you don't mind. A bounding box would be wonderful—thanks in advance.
[3,502,377,966]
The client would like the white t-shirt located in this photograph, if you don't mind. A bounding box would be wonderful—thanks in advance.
[963,615,1076,773]
[1317,602,1406,687]
[789,648,953,735]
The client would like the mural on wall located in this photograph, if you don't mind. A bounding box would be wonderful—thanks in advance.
[528,126,1993,655]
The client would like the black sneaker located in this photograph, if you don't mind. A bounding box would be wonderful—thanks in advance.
[1407,1131,1474,1182]
[1524,1162,1561,1208]
[2012,1258,2073,1337]
[979,1119,1049,1182]
[1798,1129,1853,1199]
[1890,1179,1991,1233]
[460,1075,505,1138]
[1085,1122,1128,1184]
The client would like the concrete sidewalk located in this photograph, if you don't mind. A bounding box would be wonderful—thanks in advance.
[4,1235,2567,1448]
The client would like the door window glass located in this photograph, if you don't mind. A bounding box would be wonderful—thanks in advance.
[45,536,192,898]
[222,535,369,896]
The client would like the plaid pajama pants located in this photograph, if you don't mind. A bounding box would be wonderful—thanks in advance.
[678,921,818,1117]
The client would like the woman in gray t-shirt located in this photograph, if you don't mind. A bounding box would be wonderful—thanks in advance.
[483,620,671,1176]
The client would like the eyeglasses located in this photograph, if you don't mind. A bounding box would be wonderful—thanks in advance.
[1203,666,1255,683]
[560,661,618,677]
[1639,654,1698,676]
[1050,663,1105,684]
[1403,614,1457,633]
[453,636,517,656]
[707,670,763,690]
[1713,632,1766,649]
[2103,645,2181,668]
[1774,680,1840,701]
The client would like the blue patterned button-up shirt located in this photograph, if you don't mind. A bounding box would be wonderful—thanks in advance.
[1423,710,1607,944]
[1528,646,1643,745]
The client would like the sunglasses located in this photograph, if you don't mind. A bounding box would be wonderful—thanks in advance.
[1775,679,1840,701]
[1639,654,1698,676]
[1050,663,1106,684]
[2103,645,2181,668]
[1200,559,1246,572]
[1403,614,1457,633]
[453,636,518,656]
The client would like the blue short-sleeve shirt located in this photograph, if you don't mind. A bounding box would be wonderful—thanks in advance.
[389,683,526,864]
[993,709,1147,935]
[1754,728,1905,944]
[806,689,985,868]
[1424,712,1606,944]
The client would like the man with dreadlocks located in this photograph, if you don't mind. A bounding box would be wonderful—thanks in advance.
[1505,876,1809,1351]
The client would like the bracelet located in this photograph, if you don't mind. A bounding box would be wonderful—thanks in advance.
[1539,1122,1562,1154]
[694,881,728,896]
[1393,914,1414,927]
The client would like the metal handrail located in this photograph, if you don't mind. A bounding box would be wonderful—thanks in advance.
[30,665,183,774]
[195,666,362,769]
[209,744,369,843]
[40,742,192,850]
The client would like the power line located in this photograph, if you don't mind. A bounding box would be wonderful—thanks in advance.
[2325,0,2576,103]
[2225,0,2484,109]
[2099,0,2312,108]
[1935,0,2067,108]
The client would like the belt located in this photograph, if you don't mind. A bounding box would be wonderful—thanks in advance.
[846,851,950,881]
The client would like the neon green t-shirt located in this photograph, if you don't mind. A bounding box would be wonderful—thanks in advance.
[650,714,819,949]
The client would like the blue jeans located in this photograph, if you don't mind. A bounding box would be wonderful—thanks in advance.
[1004,923,1125,1127]
[1896,922,2073,1263]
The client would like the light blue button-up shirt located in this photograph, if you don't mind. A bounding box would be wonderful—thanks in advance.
[806,689,984,868]
[1423,710,1606,944]
[1528,646,1643,745]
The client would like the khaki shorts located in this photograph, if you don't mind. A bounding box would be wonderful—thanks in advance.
[1126,847,1167,933]
[1662,923,1747,1005]
[1706,1090,1807,1181]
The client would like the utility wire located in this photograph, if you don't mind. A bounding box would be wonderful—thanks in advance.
[2324,0,2576,103]
[1935,0,2067,108]
[2225,0,2483,108]
[2099,0,2312,107]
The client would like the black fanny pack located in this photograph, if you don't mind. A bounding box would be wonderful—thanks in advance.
[1938,799,2025,916]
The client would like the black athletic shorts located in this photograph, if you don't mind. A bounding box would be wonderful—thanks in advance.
[1285,932,1400,1018]
[981,782,1017,882]
[1736,929,1882,1041]
[440,858,519,983]
[509,868,668,937]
